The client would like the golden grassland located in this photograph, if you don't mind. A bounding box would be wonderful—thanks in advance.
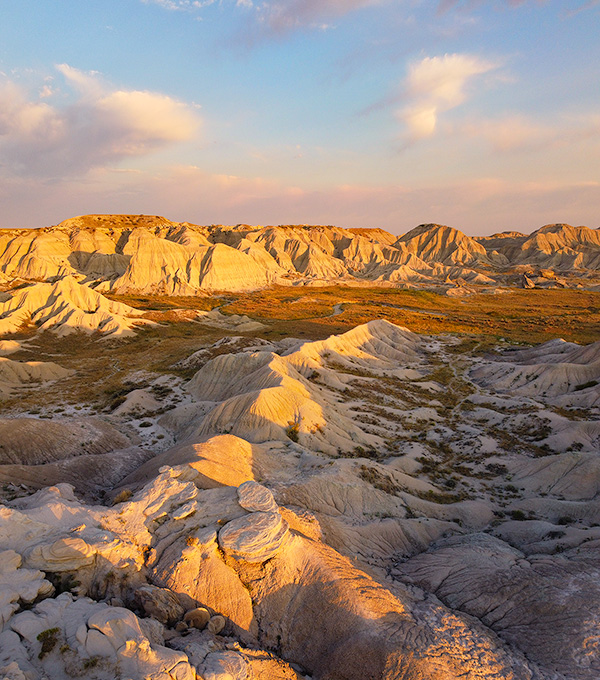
[4,286,599,413]
[220,286,600,345]
[109,286,600,344]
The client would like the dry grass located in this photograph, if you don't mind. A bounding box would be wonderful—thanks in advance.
[220,286,600,344]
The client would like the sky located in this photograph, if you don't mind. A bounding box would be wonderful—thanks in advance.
[0,0,599,236]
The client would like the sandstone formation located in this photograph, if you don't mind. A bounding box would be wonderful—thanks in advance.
[0,275,149,337]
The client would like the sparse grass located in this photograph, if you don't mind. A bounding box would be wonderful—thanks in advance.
[358,464,402,495]
[4,285,600,425]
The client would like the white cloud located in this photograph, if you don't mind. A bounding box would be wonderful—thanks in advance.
[398,53,498,142]
[0,65,201,178]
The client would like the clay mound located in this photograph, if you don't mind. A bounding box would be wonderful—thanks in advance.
[0,358,72,386]
[0,416,132,465]
[185,320,421,452]
[117,434,260,491]
[0,229,74,281]
[516,223,600,270]
[0,276,148,337]
[285,318,421,372]
[470,337,600,402]
[347,227,397,245]
[509,451,600,501]
[198,243,273,290]
[0,446,152,497]
[4,214,600,293]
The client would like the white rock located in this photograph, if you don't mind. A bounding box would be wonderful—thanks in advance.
[0,550,53,629]
[218,511,289,563]
[202,650,248,680]
[237,481,278,513]
[25,537,95,571]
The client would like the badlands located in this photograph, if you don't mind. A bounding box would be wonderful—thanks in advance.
[0,214,600,680]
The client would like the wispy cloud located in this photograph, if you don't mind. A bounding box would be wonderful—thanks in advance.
[3,163,599,234]
[142,0,385,34]
[460,113,600,151]
[141,0,217,10]
[398,53,498,143]
[255,0,383,34]
[0,65,201,178]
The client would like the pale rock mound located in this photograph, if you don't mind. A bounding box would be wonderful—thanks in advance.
[0,417,131,465]
[396,533,600,680]
[394,223,490,266]
[470,338,600,406]
[185,320,422,453]
[0,276,149,337]
[0,357,73,398]
[3,216,600,292]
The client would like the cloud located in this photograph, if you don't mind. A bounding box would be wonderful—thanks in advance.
[0,65,200,178]
[398,53,498,143]
[141,0,217,10]
[459,114,600,151]
[438,0,528,12]
[143,0,384,34]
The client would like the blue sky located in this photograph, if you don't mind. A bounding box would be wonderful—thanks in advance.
[0,0,598,235]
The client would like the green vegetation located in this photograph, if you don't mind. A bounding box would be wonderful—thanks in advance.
[37,627,60,659]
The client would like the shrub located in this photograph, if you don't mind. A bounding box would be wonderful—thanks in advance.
[37,628,60,659]
[286,422,300,442]
[112,489,133,505]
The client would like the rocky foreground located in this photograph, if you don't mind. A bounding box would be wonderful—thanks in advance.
[1,319,599,679]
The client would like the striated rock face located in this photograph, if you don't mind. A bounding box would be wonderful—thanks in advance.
[185,320,423,454]
[470,337,600,407]
[396,533,600,680]
[0,275,150,337]
[395,222,491,266]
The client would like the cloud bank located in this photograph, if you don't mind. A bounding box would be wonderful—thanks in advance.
[0,65,200,178]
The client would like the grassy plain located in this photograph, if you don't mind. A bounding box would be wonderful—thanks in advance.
[4,286,599,413]
[218,286,600,345]
[109,286,600,344]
